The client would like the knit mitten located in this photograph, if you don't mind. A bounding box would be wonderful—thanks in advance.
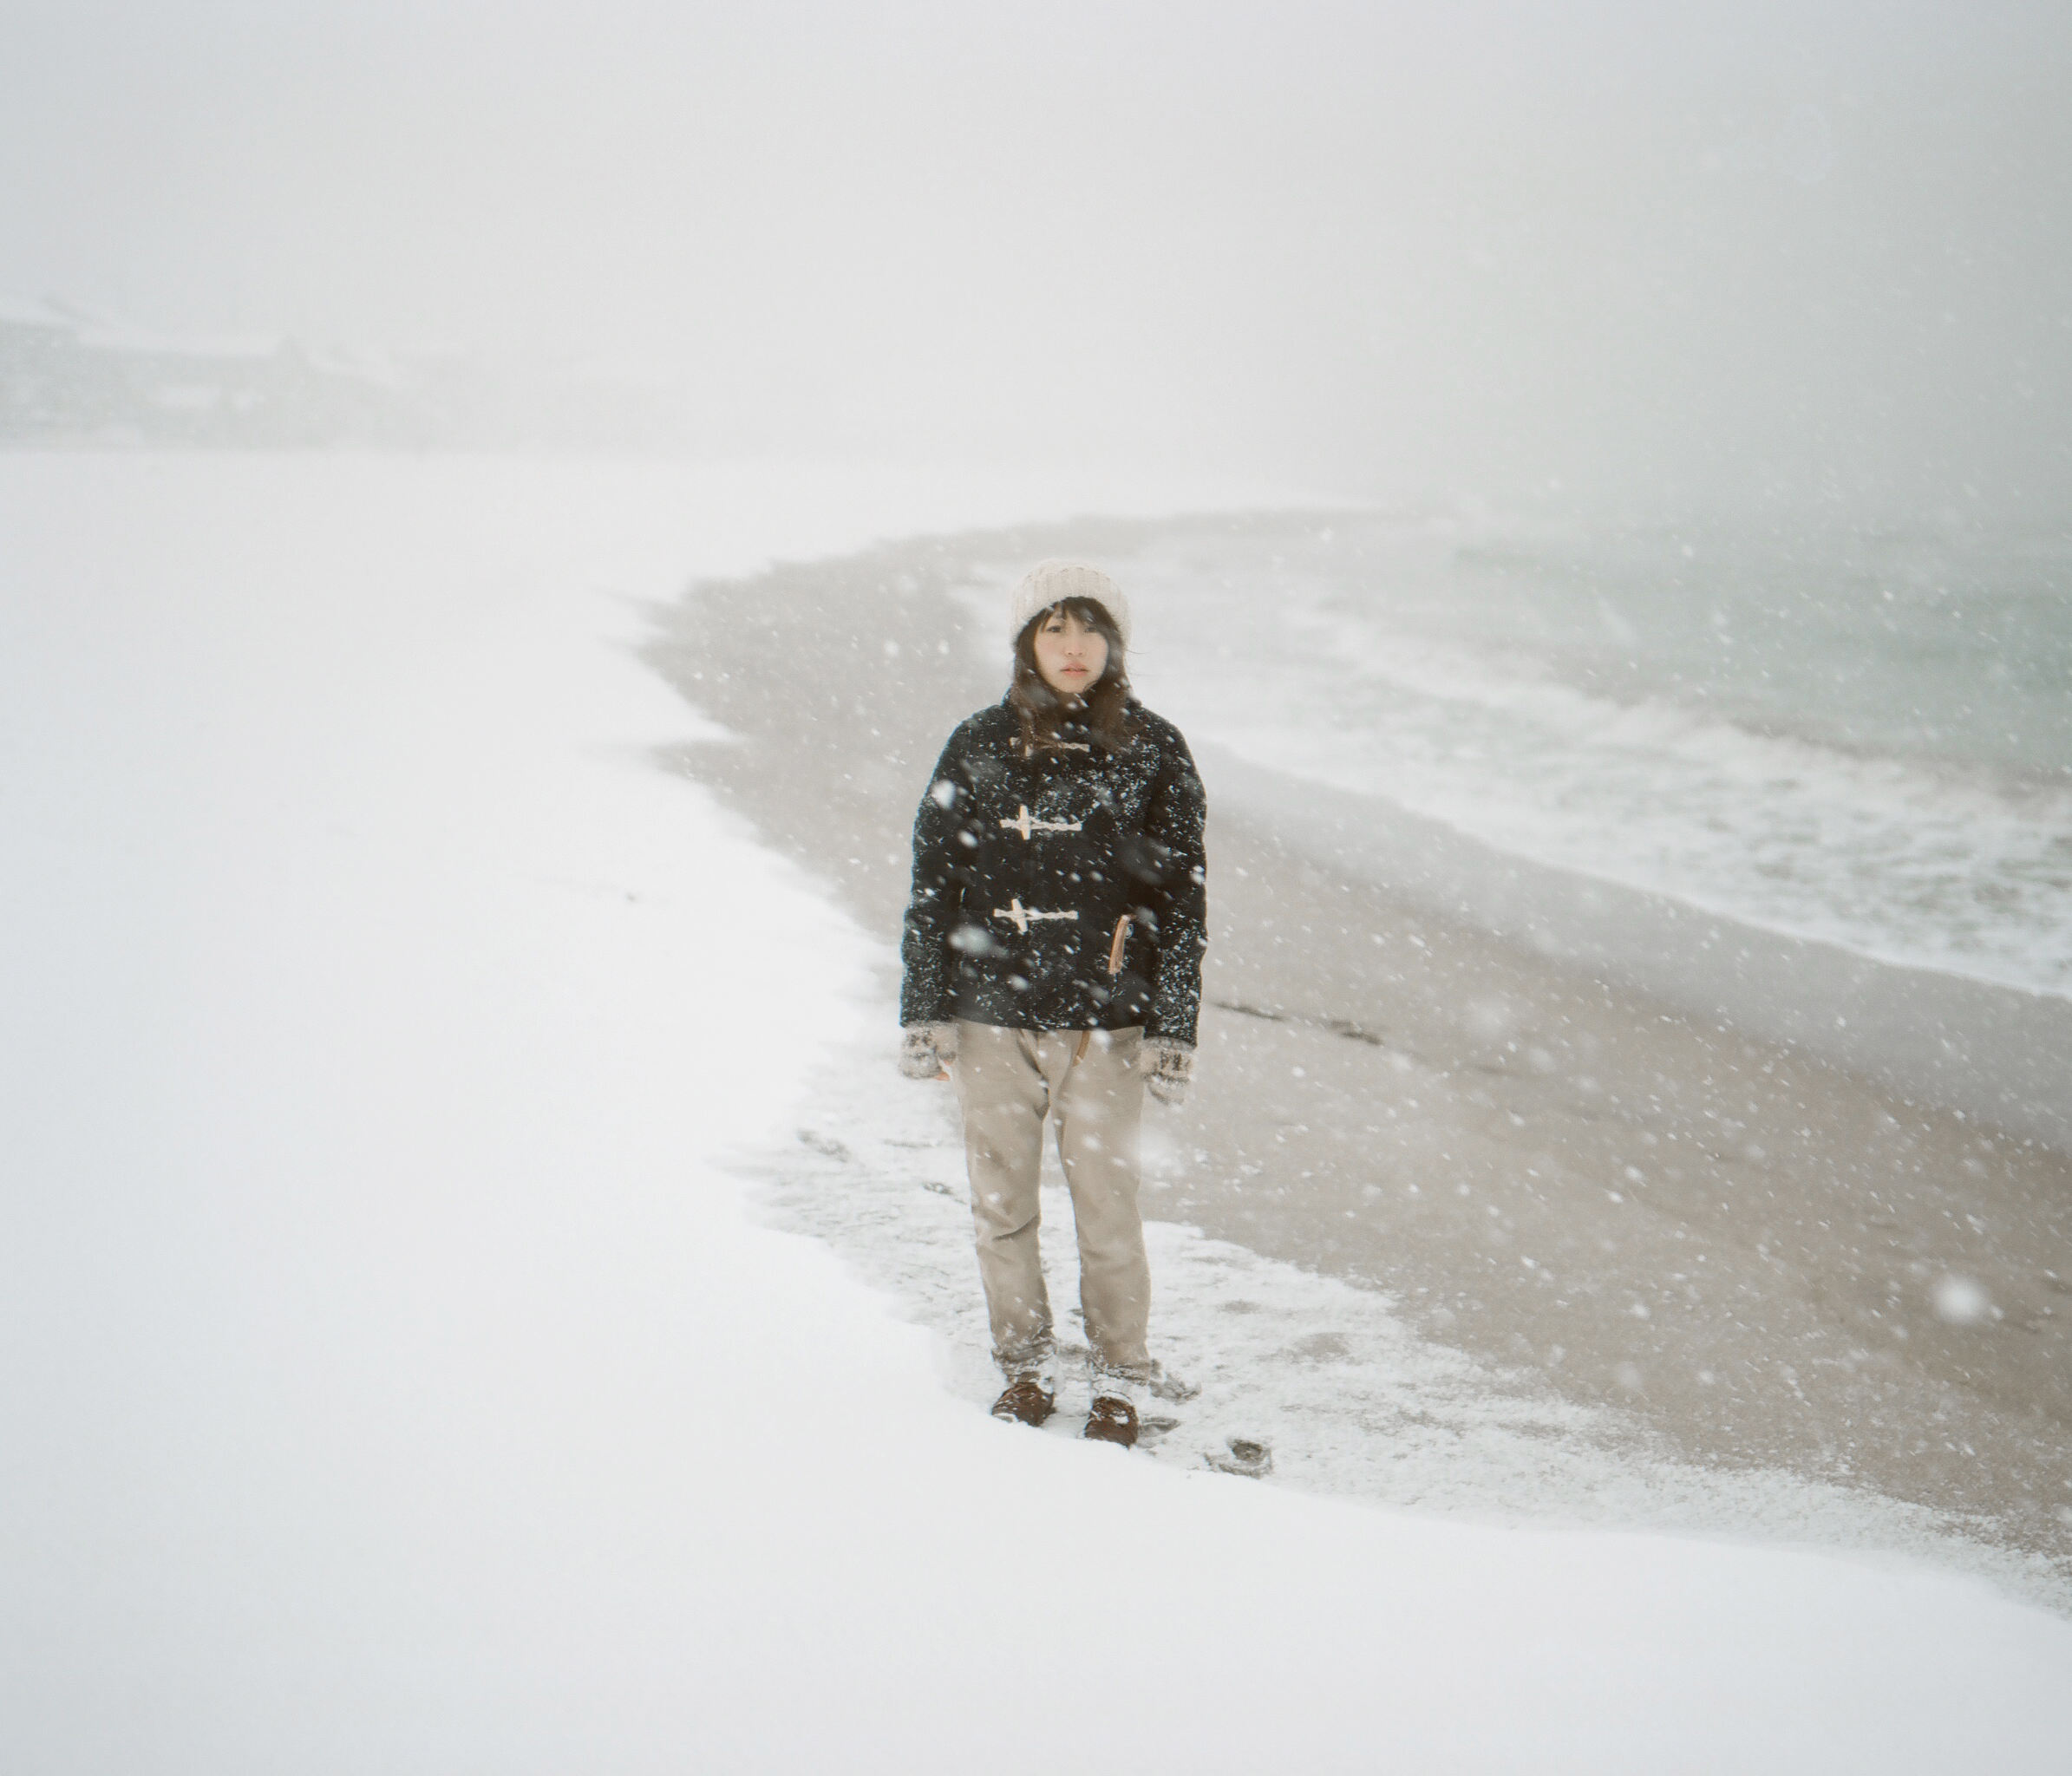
[899,1022,958,1081]
[1145,1040,1194,1107]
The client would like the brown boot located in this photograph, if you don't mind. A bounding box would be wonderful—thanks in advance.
[990,1376,1056,1427]
[1083,1396,1139,1447]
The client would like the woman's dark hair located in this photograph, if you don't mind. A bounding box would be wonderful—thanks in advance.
[1010,597,1141,755]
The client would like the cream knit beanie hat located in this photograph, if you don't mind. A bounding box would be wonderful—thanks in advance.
[1007,560,1132,650]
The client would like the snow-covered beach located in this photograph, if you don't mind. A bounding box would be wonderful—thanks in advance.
[5,453,2072,1770]
[661,515,2072,1575]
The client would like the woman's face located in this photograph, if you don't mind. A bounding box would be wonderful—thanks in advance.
[1030,606,1109,699]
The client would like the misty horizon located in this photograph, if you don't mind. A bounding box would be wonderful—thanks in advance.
[2,2,2068,517]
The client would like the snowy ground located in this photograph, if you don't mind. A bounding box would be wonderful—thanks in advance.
[5,453,2072,1772]
[761,1025,2064,1597]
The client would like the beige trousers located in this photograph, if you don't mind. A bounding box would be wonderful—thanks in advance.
[951,1022,1151,1381]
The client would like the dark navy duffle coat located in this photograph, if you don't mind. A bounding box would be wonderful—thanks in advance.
[900,696,1207,1046]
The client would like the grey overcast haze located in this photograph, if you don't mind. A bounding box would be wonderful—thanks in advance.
[2,1,2069,509]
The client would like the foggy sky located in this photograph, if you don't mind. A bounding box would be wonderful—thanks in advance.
[2,1,2067,514]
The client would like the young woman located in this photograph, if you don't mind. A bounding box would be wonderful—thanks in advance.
[899,560,1206,1447]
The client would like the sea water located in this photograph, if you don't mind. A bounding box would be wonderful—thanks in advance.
[1114,514,2071,1001]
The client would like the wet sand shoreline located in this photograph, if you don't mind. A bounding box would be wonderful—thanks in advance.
[643,517,2072,1582]
[1200,742,2072,1154]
